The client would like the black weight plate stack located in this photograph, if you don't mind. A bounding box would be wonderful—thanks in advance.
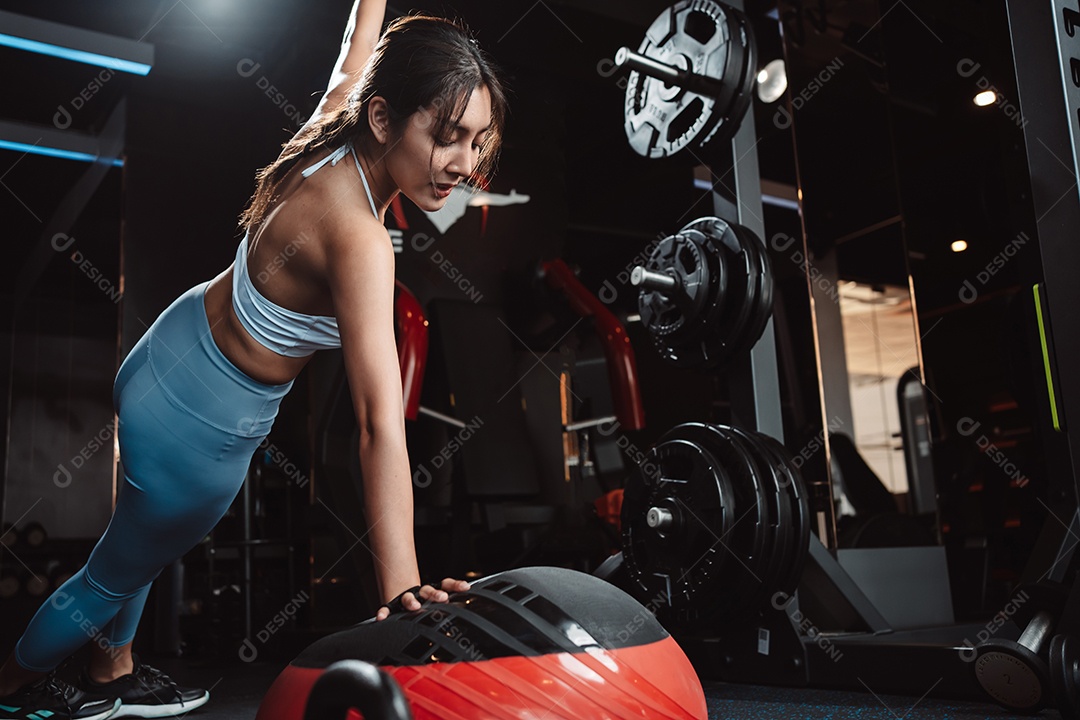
[725,426,793,608]
[657,217,755,368]
[699,221,777,367]
[735,224,774,354]
[695,223,772,369]
[1050,634,1080,720]
[677,424,770,617]
[715,221,760,363]
[754,432,812,598]
[620,422,814,626]
[621,437,736,614]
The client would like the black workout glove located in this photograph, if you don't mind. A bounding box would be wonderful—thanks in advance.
[379,580,444,616]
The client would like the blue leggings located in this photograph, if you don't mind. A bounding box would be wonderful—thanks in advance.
[15,281,293,672]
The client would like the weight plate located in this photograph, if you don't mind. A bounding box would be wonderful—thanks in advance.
[680,217,738,360]
[621,436,736,613]
[704,217,760,367]
[1050,635,1080,720]
[976,642,1050,713]
[723,426,790,608]
[659,423,770,617]
[689,221,731,338]
[755,433,812,598]
[638,231,714,341]
[662,227,729,345]
[695,6,758,152]
[624,0,755,158]
[733,224,774,354]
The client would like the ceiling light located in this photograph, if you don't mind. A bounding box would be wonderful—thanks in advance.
[951,240,968,253]
[757,59,787,104]
[973,91,996,107]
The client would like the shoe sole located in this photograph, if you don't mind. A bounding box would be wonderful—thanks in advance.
[112,692,210,718]
[80,698,122,720]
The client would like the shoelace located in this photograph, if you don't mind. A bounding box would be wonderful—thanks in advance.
[35,673,74,716]
[134,664,183,705]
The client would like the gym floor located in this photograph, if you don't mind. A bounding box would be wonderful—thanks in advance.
[62,654,1038,719]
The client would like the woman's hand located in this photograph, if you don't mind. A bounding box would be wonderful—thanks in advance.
[375,577,472,621]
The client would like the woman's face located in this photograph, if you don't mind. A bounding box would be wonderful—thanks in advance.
[386,84,493,212]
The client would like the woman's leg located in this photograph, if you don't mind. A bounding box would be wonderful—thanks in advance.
[12,443,248,674]
[4,309,252,679]
[1,281,287,693]
[0,654,44,696]
[84,585,149,682]
[87,641,133,684]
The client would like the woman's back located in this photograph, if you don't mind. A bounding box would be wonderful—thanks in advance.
[204,143,387,386]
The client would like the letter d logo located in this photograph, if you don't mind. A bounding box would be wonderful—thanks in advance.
[771,233,797,252]
[956,59,981,78]
[236,59,261,78]
[413,464,432,488]
[52,233,76,252]
[774,106,793,130]
[598,280,617,304]
[54,105,73,130]
[54,464,73,488]
[51,591,75,611]
[238,638,259,662]
[958,279,978,304]
[412,233,436,252]
[596,419,621,437]
[957,417,981,437]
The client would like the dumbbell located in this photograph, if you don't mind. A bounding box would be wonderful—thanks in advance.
[0,523,16,550]
[24,568,50,598]
[21,521,47,548]
[975,608,1054,713]
[0,567,19,599]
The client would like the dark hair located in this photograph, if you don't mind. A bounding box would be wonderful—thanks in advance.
[240,13,508,232]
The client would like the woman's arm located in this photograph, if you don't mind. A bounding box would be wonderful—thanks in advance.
[325,215,421,604]
[324,214,469,618]
[309,0,387,123]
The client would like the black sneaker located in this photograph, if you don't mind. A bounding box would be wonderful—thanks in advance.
[0,673,120,719]
[76,656,208,718]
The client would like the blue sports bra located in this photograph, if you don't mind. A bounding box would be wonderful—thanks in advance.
[231,144,379,358]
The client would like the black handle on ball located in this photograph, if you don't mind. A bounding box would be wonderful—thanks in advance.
[303,660,413,720]
[615,46,725,97]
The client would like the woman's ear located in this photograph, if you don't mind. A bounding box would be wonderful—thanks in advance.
[368,96,391,145]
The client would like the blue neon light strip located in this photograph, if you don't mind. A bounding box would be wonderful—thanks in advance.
[692,177,801,211]
[0,33,151,75]
[0,139,123,167]
[762,194,801,211]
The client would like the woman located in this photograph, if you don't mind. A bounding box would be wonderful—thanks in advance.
[0,2,508,718]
